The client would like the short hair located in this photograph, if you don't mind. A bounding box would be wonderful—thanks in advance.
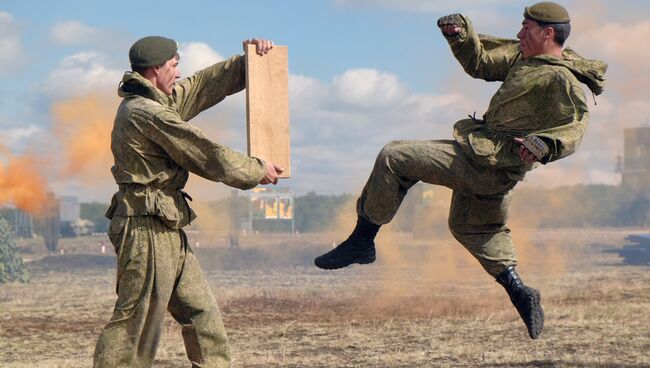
[536,21,571,46]
[131,65,149,75]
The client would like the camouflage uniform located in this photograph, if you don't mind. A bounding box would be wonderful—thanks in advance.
[93,55,265,368]
[357,15,606,277]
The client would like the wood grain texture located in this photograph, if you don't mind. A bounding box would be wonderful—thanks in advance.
[246,44,291,178]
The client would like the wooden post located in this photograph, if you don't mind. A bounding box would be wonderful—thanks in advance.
[245,44,291,177]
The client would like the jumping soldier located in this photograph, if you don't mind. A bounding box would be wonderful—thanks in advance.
[314,2,606,340]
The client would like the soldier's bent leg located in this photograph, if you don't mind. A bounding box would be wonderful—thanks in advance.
[168,232,230,368]
[447,190,517,277]
[357,139,513,224]
[316,139,515,270]
[358,140,441,225]
[94,216,182,368]
[448,193,543,339]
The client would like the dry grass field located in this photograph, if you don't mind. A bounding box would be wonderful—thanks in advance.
[1,228,649,368]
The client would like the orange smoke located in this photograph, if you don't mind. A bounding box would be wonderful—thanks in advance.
[0,93,116,214]
[0,145,49,214]
[51,93,116,182]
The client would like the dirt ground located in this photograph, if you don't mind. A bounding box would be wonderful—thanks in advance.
[1,228,649,368]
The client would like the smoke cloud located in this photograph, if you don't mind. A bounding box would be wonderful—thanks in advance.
[0,93,117,214]
[0,144,49,214]
[51,93,116,183]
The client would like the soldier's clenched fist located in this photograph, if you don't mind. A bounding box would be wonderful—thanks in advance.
[437,13,465,36]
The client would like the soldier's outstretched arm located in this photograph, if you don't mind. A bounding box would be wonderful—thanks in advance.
[174,55,247,121]
[437,13,520,82]
[174,38,275,122]
[130,107,267,190]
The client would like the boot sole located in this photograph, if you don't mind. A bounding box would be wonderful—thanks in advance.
[526,288,544,339]
[314,255,376,270]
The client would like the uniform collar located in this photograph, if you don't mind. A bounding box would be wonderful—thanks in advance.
[117,71,175,106]
[527,49,608,95]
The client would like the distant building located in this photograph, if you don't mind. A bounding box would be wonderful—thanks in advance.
[59,196,88,237]
[59,196,80,222]
[0,207,34,238]
[248,187,294,233]
[14,209,33,238]
[621,127,650,192]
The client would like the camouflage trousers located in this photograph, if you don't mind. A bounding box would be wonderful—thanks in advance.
[94,216,230,368]
[357,139,519,277]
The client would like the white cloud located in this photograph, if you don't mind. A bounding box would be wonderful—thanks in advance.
[40,51,122,99]
[0,12,26,76]
[289,74,329,114]
[279,68,478,194]
[0,113,43,152]
[50,20,98,45]
[1,125,42,140]
[39,41,226,101]
[332,68,408,109]
[0,125,44,152]
[179,42,224,76]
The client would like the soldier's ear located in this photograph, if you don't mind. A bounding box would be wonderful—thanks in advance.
[543,26,554,40]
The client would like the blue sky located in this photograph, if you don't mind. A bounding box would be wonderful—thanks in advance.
[1,0,650,203]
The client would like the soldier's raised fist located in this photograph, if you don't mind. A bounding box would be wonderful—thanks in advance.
[437,14,464,36]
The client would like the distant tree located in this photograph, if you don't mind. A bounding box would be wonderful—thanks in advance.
[184,185,650,235]
[0,217,29,284]
[294,192,355,232]
[510,184,650,228]
[0,207,14,222]
[80,202,110,233]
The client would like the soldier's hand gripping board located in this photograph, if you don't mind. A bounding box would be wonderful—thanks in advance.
[245,44,291,178]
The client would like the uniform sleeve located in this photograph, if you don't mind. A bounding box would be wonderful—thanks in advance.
[444,15,521,82]
[130,107,265,190]
[172,55,246,121]
[531,72,589,163]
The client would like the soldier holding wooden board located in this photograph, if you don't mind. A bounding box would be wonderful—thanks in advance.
[94,36,285,368]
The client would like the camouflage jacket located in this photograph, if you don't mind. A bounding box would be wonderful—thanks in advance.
[445,15,607,179]
[106,55,265,229]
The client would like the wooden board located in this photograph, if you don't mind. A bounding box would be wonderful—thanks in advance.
[246,44,291,178]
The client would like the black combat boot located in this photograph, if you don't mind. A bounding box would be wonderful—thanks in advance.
[314,216,380,270]
[496,266,544,339]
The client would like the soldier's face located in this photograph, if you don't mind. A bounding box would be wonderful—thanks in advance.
[155,55,180,95]
[517,19,546,58]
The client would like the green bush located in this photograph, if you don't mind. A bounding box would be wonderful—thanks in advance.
[0,217,29,284]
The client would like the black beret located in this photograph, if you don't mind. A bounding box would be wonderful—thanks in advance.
[129,36,178,68]
[524,2,570,24]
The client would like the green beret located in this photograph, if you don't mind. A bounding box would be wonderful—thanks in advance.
[129,36,178,68]
[524,2,570,24]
